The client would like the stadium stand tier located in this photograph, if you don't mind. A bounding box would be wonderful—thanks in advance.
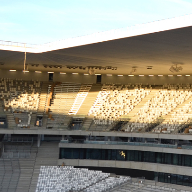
[0,80,192,134]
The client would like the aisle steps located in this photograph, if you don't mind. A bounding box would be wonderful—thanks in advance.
[6,113,17,129]
[37,82,50,114]
[77,84,102,116]
[29,141,59,192]
[128,90,158,122]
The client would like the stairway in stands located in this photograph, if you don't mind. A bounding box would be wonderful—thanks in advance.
[37,82,50,129]
[16,156,36,192]
[37,82,50,114]
[161,95,192,123]
[6,112,17,129]
[152,95,192,133]
[0,159,20,192]
[78,84,102,130]
[0,140,59,192]
[29,141,59,192]
[121,89,158,131]
[82,117,93,130]
[0,142,37,192]
[128,89,158,122]
[68,84,92,115]
[77,84,102,116]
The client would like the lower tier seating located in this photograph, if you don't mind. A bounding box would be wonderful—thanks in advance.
[36,166,130,192]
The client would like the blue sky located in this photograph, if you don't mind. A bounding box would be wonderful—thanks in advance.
[1,0,192,44]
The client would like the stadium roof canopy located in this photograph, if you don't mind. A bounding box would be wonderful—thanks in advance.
[0,14,192,75]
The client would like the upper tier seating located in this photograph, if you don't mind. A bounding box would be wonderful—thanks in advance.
[152,101,192,133]
[88,84,151,125]
[0,78,41,113]
[126,84,192,133]
[0,78,42,128]
[1,79,192,134]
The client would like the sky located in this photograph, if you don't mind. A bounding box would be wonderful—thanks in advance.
[1,0,192,44]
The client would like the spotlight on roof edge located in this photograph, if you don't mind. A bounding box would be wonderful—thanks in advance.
[148,75,154,76]
[60,72,66,74]
[128,75,134,76]
[84,73,89,75]
[139,75,144,76]
[117,75,123,76]
[9,70,16,71]
[22,70,29,72]
[35,71,42,73]
[158,75,163,76]
[72,73,78,74]
[168,75,173,76]
[95,74,101,75]
[186,75,190,76]
[177,75,182,76]
[47,72,54,73]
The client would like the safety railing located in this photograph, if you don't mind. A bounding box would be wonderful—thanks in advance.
[60,139,192,150]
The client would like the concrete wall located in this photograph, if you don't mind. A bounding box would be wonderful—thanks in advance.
[2,69,192,84]
[0,69,97,83]
[0,70,48,81]
[57,159,192,176]
[0,129,192,141]
[102,75,192,84]
[53,73,96,83]
[59,143,192,155]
